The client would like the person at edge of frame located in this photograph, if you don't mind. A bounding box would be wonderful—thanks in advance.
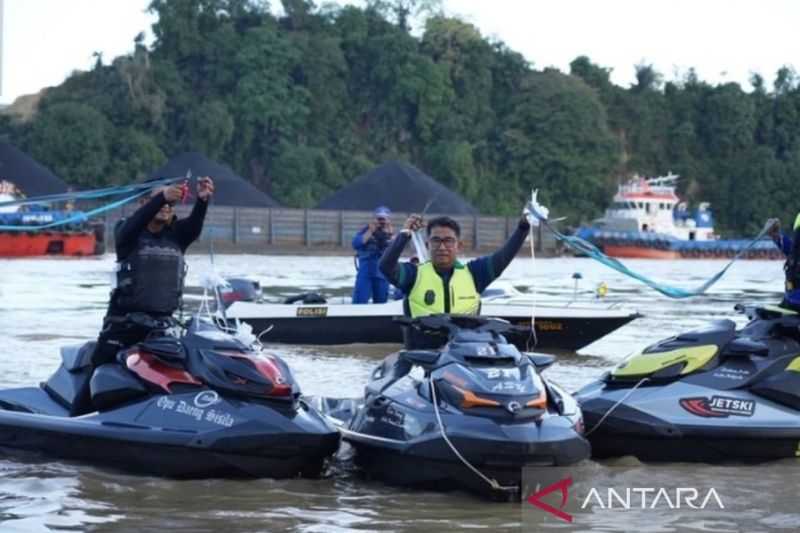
[769,212,800,312]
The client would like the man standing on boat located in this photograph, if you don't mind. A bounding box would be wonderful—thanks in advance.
[769,214,800,311]
[352,206,394,304]
[379,213,530,347]
[90,177,215,368]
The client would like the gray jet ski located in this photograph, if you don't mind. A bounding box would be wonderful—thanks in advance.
[315,315,590,498]
[576,305,800,461]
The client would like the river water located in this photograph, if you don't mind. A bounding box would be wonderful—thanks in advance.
[0,254,797,532]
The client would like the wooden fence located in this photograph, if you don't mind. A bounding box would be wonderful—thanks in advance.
[104,205,561,255]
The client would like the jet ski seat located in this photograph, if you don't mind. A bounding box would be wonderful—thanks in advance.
[722,337,770,357]
[137,336,186,367]
[42,342,97,416]
[671,319,737,345]
[90,364,147,411]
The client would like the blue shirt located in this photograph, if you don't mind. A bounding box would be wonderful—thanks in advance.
[353,226,392,277]
[774,233,792,256]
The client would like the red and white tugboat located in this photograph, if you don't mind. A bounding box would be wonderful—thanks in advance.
[577,173,781,260]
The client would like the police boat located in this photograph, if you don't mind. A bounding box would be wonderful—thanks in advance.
[315,315,590,497]
[0,315,339,477]
[576,304,800,461]
[216,278,640,351]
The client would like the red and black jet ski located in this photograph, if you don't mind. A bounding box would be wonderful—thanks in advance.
[0,315,339,478]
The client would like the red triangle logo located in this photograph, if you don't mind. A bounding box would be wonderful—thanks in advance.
[527,476,573,523]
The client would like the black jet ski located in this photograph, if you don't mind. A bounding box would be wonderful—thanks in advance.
[576,304,800,462]
[315,315,590,498]
[0,315,339,477]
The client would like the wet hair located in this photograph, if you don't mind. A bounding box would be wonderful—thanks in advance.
[426,216,461,237]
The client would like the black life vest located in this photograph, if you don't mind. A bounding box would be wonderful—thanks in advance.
[114,231,185,315]
[786,226,800,293]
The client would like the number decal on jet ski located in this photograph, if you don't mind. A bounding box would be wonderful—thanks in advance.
[482,368,520,380]
[491,381,527,393]
[296,306,327,317]
[679,396,755,418]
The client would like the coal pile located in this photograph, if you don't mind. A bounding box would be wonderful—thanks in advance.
[317,160,478,215]
[0,143,69,196]
[149,152,280,207]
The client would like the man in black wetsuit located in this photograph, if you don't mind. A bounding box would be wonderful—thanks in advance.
[379,213,530,348]
[91,177,215,366]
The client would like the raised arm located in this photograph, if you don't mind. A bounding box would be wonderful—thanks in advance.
[173,198,209,250]
[379,214,423,293]
[468,217,530,293]
[173,177,214,251]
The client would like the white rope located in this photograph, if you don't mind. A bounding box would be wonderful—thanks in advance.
[584,377,650,437]
[527,225,539,350]
[429,380,518,493]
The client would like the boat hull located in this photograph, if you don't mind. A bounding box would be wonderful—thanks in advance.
[226,302,639,351]
[577,228,783,260]
[603,245,681,260]
[0,231,96,257]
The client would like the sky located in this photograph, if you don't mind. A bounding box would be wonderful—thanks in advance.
[1,0,799,105]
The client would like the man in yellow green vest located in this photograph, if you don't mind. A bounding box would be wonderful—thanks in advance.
[379,213,531,347]
[769,212,800,311]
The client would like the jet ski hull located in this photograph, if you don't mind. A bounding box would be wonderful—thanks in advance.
[342,424,590,495]
[0,387,340,478]
[579,385,800,462]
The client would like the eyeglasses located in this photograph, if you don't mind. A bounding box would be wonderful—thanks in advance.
[429,236,458,248]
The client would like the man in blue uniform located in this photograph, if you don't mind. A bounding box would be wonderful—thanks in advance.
[769,214,800,311]
[352,206,394,304]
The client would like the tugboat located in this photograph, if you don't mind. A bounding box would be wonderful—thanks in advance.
[0,180,103,257]
[576,173,781,260]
